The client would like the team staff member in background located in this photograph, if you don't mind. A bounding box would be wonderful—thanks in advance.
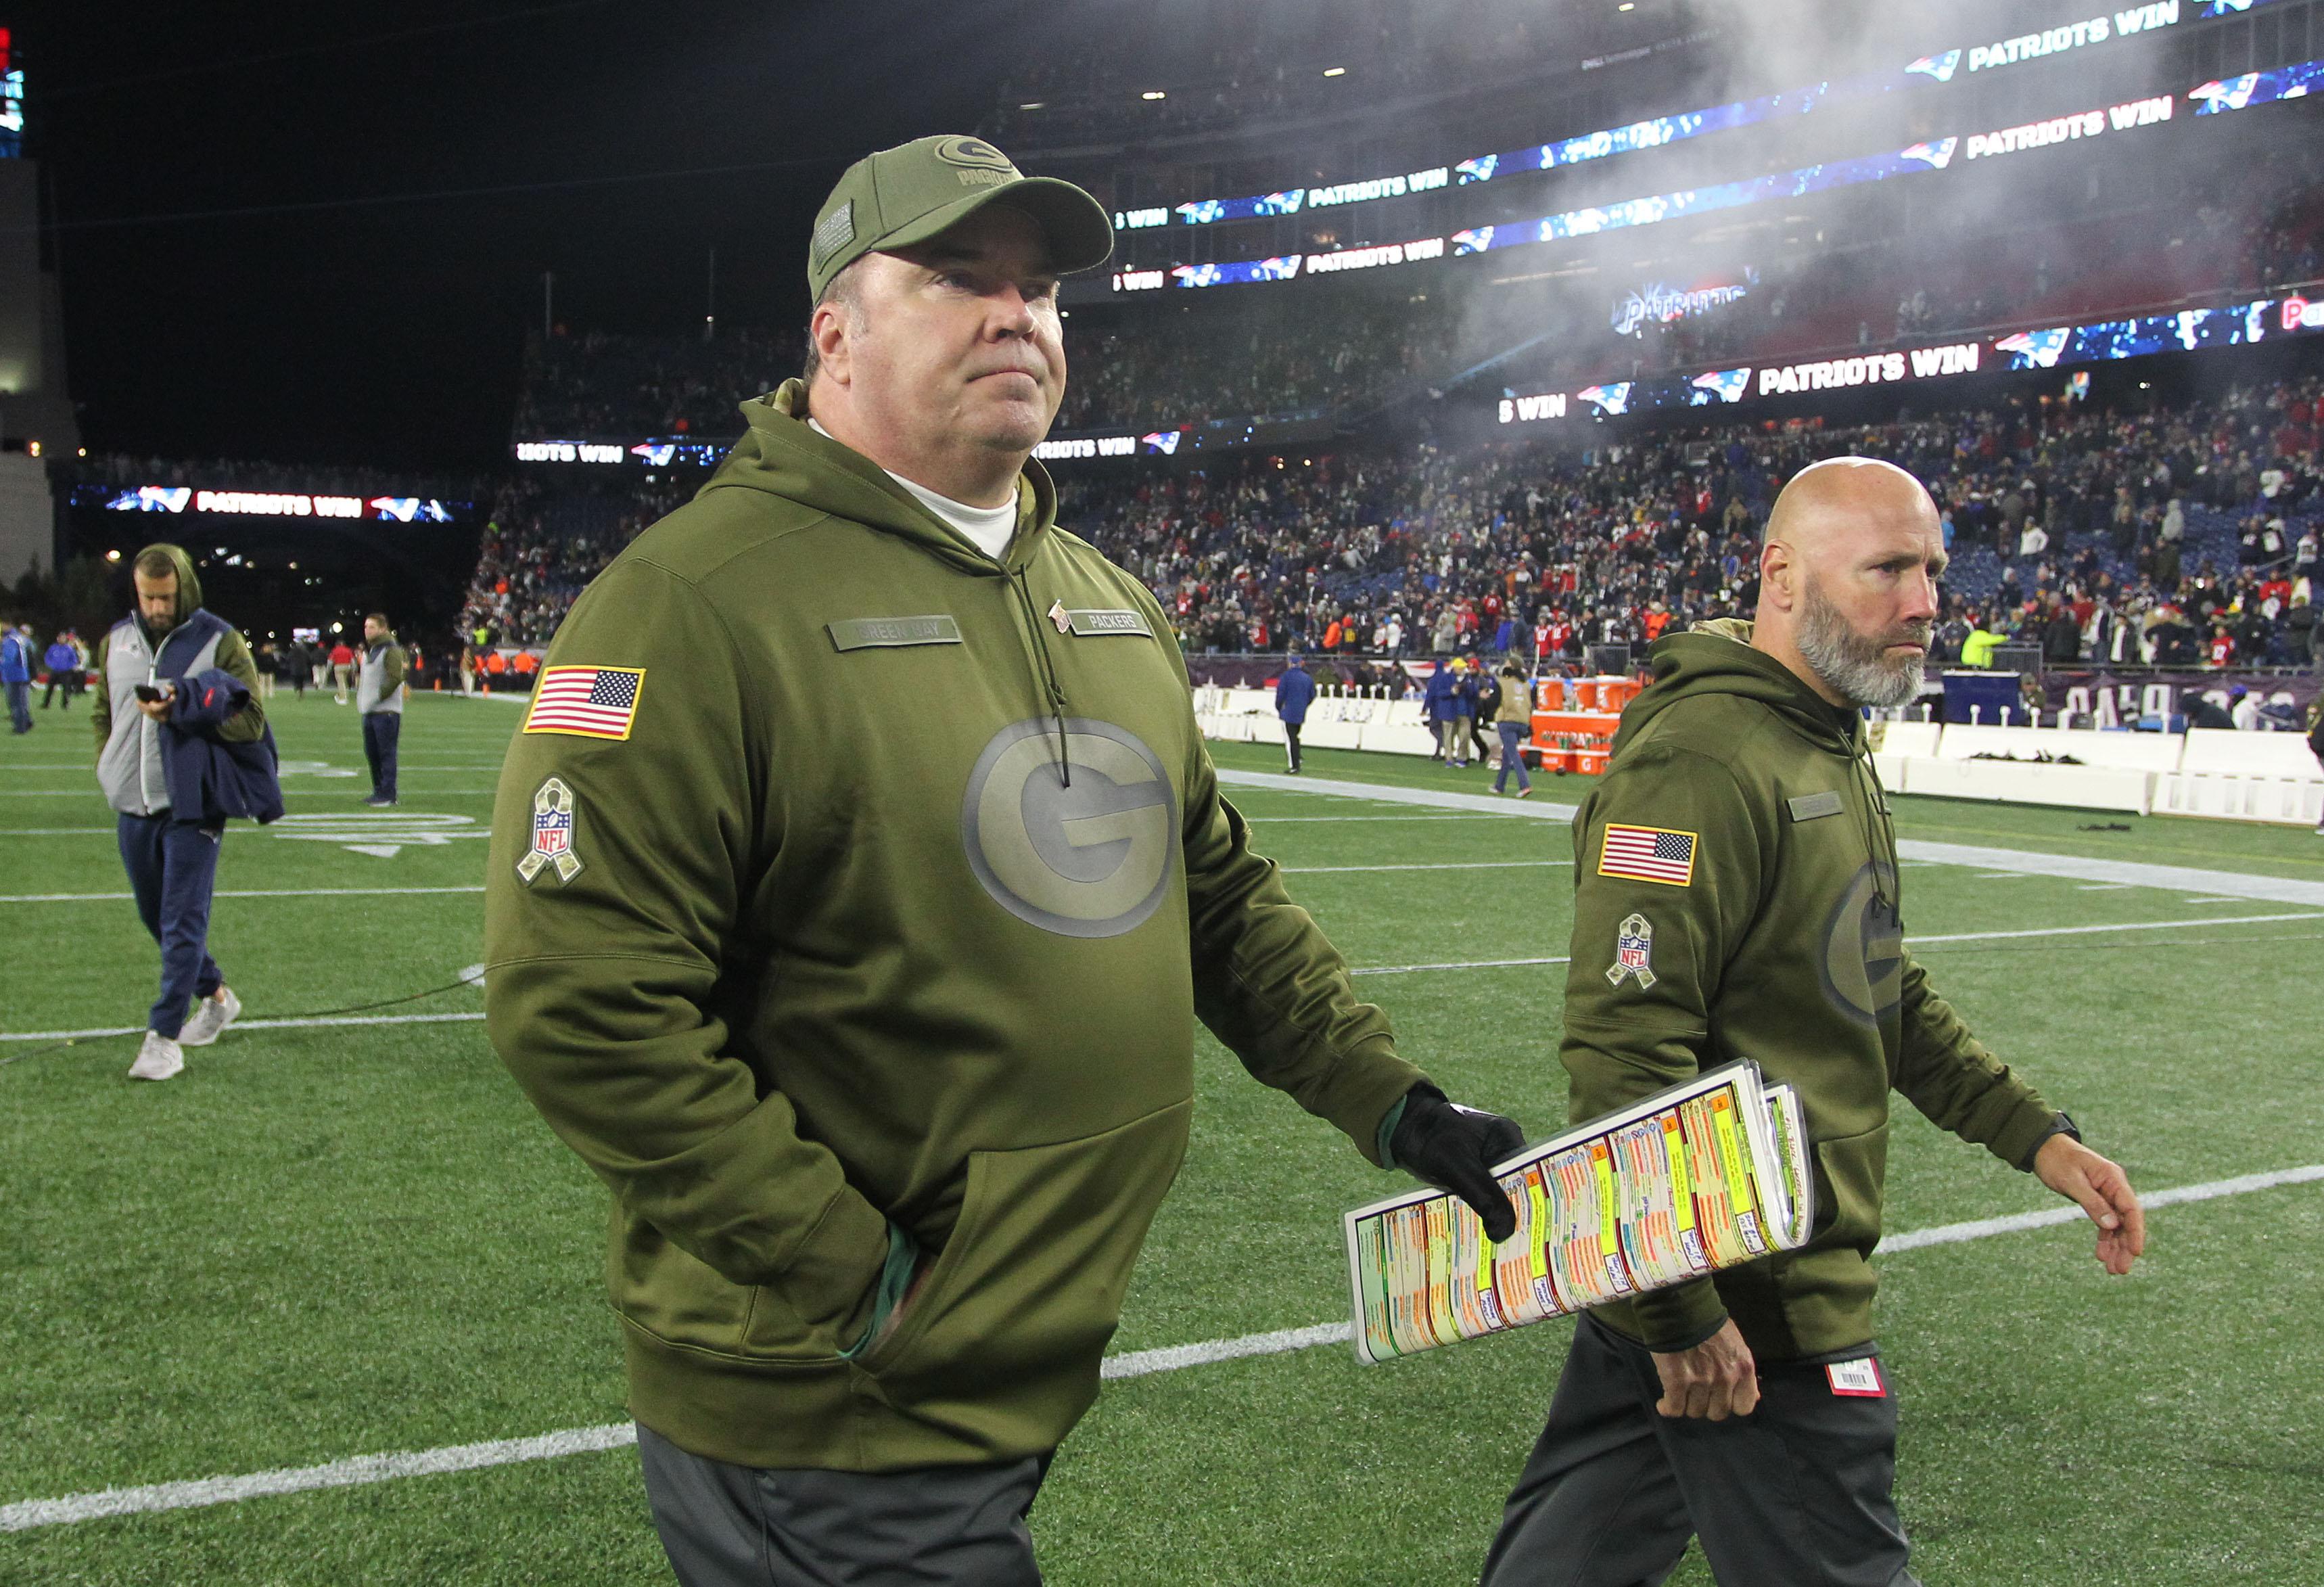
[1,616,31,733]
[2308,694,2323,835]
[42,632,80,709]
[1481,460,2144,1587]
[1491,662,1533,798]
[327,635,355,702]
[484,135,1524,1587]
[356,612,407,807]
[94,545,283,1082]
[1468,654,1499,767]
[1275,649,1315,773]
[1424,657,1465,765]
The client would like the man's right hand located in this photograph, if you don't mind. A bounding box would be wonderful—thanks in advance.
[1651,1317,1759,1420]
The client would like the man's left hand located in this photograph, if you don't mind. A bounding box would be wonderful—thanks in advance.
[2033,1134,2145,1275]
[1389,1084,1525,1242]
[137,684,175,722]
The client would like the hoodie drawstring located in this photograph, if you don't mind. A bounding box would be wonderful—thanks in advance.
[1855,741,1900,915]
[1008,567,1073,789]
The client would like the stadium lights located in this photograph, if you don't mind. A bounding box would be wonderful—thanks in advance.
[1142,90,1166,100]
[1019,101,1044,110]
[1618,3,1635,10]
[105,549,120,562]
[1324,67,1347,77]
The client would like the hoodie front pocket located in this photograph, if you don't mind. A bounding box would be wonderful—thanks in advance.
[852,1100,1193,1394]
[1809,1121,1889,1251]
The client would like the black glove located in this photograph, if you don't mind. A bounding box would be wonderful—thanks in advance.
[1389,1083,1525,1243]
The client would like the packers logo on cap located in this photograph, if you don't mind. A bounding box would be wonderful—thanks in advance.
[934,135,1016,173]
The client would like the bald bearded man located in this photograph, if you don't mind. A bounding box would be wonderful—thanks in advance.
[1479,460,2145,1587]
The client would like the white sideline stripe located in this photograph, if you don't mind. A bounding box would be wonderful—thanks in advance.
[1286,861,1571,875]
[1895,838,2324,905]
[2076,883,2135,892]
[0,886,488,904]
[1220,769,1580,821]
[7,1164,2315,1534]
[0,1011,485,1042]
[1220,770,2313,904]
[1249,814,1502,824]
[1911,911,2321,944]
[7,912,2313,1041]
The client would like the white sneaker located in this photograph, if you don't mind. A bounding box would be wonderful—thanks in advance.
[180,986,242,1047]
[129,1031,185,1081]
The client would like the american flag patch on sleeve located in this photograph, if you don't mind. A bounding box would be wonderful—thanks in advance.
[1598,823,1698,886]
[523,666,645,741]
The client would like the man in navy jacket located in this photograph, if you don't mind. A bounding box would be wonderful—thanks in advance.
[93,545,283,1081]
[1276,652,1317,773]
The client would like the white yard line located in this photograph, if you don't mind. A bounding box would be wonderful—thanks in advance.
[0,886,488,904]
[1340,911,2322,977]
[0,1011,485,1042]
[7,911,2313,1041]
[7,1162,2315,1534]
[1285,861,1571,875]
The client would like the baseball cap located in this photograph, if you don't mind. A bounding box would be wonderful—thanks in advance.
[807,135,1114,304]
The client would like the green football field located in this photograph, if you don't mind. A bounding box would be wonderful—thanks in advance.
[3,691,2320,1584]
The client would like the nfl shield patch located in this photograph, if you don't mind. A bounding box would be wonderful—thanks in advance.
[1606,912,1657,988]
[517,777,583,886]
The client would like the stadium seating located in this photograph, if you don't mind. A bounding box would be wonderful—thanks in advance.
[467,375,2323,684]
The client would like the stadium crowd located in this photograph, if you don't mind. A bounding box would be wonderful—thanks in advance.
[511,327,806,442]
[458,375,2324,686]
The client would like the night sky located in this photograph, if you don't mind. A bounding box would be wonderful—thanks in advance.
[22,0,1041,472]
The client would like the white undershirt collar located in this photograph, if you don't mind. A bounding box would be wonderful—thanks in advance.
[810,419,1017,559]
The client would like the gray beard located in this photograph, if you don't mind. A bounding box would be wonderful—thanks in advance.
[1796,576,1928,709]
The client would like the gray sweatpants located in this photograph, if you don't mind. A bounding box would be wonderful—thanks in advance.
[636,1423,1048,1587]
[1481,1316,1921,1587]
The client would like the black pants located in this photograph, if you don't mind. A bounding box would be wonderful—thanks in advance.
[636,1424,1048,1587]
[1482,1316,1919,1587]
[362,711,400,800]
[1283,721,1303,772]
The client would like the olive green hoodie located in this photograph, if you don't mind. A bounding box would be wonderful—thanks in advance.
[483,382,1422,1471]
[1562,620,2056,1359]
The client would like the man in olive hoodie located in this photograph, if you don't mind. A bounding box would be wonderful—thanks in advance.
[483,136,1521,1587]
[1483,460,2144,1587]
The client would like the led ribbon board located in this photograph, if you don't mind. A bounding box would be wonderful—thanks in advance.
[1111,0,2270,235]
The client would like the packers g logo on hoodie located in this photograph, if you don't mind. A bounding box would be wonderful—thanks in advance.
[962,718,1179,938]
[1819,860,1904,1026]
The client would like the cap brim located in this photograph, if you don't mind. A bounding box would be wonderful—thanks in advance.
[872,176,1114,276]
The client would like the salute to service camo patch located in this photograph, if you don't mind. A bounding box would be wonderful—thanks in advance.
[1606,913,1656,988]
[517,777,582,886]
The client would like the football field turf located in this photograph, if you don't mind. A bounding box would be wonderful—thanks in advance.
[3,691,2320,1584]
